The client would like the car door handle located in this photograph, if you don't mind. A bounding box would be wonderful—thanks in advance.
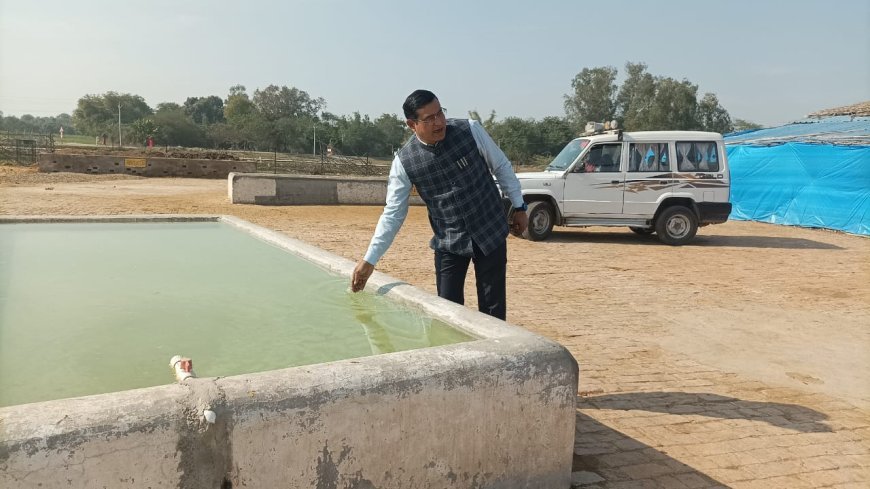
[611,180,620,184]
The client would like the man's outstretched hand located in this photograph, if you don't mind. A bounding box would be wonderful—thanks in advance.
[351,260,375,292]
[510,210,528,237]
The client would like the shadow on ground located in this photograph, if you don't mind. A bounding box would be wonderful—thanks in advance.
[545,230,842,250]
[573,410,726,488]
[691,234,843,250]
[582,392,831,433]
[572,392,832,487]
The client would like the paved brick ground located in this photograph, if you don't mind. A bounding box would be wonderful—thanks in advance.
[2,174,868,488]
[555,303,869,488]
[569,348,869,488]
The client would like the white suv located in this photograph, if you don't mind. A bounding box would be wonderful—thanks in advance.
[515,130,732,245]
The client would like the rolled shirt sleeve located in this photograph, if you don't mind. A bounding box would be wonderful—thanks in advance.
[469,119,524,208]
[363,154,411,265]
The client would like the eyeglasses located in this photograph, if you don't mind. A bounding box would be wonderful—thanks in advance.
[415,108,446,125]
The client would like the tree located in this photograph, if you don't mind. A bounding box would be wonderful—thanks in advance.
[223,85,263,149]
[153,105,206,147]
[281,116,322,154]
[489,117,541,165]
[252,85,325,121]
[564,66,617,131]
[373,113,409,155]
[697,93,733,134]
[157,102,181,112]
[183,96,225,125]
[205,123,239,149]
[72,95,111,135]
[570,63,735,132]
[56,113,74,133]
[129,118,159,145]
[72,92,152,136]
[646,77,700,130]
[732,119,763,132]
[468,109,497,132]
[335,112,376,155]
[0,112,76,134]
[615,62,656,130]
[224,86,255,123]
[318,111,343,153]
[223,84,313,152]
[536,116,575,156]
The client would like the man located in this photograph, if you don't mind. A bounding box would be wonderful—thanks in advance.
[351,89,528,320]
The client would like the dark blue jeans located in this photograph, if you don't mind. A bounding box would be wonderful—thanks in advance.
[434,240,507,320]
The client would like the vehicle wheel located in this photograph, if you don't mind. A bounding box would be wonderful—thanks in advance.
[629,226,654,235]
[655,206,698,245]
[522,201,554,241]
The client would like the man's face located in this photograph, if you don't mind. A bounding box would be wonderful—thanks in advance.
[407,99,447,145]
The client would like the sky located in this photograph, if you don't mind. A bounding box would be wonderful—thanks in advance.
[1,0,868,127]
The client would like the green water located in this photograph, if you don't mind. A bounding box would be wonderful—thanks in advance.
[0,221,472,407]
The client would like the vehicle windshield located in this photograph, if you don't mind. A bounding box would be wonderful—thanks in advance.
[546,139,589,171]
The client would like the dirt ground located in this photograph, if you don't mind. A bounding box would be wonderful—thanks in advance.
[2,165,868,487]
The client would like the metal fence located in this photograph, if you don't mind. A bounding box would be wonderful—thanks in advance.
[0,133,394,176]
[0,132,54,164]
[247,152,391,177]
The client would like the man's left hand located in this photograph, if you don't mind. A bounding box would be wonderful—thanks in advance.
[510,210,528,237]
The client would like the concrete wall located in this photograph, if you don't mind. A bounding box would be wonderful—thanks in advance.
[0,215,578,489]
[229,172,425,205]
[38,153,256,178]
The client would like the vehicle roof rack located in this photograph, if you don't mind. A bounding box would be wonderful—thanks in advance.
[582,120,621,137]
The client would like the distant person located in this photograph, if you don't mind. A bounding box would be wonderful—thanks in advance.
[584,158,596,173]
[59,126,64,139]
[350,89,527,320]
[101,133,107,145]
[582,151,599,173]
[147,136,154,148]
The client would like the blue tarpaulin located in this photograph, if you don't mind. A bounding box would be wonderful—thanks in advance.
[726,143,870,236]
[725,116,870,146]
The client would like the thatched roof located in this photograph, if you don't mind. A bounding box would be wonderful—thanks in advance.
[808,101,870,117]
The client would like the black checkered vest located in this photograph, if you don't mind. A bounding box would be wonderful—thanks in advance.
[398,119,509,257]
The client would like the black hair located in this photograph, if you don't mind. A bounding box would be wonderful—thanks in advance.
[402,89,437,120]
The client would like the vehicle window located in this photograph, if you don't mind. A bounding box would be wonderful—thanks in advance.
[629,143,669,172]
[547,139,590,171]
[676,141,720,172]
[574,143,622,173]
